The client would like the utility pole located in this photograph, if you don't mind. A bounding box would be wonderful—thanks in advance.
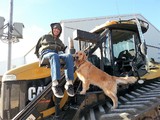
[7,0,13,70]
[0,0,24,71]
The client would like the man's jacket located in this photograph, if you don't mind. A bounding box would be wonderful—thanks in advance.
[34,33,65,58]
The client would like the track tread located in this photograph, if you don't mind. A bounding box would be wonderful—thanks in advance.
[80,78,160,120]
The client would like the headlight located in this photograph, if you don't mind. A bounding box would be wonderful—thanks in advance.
[2,74,16,81]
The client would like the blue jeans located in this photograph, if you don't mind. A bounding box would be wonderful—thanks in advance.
[42,51,74,82]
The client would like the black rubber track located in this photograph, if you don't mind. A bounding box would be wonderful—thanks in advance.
[80,78,160,120]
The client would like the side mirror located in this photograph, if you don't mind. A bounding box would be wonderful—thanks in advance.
[140,42,147,55]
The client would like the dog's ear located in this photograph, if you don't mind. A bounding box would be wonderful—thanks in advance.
[82,52,88,61]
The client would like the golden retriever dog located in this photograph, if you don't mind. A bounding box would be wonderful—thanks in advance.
[75,51,137,109]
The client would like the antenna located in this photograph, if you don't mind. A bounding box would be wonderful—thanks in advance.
[115,0,121,21]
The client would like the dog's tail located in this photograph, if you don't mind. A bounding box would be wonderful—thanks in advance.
[116,76,137,84]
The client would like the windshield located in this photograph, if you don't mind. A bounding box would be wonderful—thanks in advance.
[112,30,137,59]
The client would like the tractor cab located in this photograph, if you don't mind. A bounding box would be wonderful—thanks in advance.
[73,18,149,77]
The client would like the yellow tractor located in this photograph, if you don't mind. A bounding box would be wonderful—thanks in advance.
[1,18,160,120]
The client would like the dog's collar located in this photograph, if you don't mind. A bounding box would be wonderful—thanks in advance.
[77,60,86,68]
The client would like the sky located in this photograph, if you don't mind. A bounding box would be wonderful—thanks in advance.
[0,0,160,61]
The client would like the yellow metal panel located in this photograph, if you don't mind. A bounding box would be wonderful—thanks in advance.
[90,21,117,33]
[4,61,51,80]
[142,64,160,80]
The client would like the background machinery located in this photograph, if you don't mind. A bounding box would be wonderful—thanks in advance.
[1,18,160,120]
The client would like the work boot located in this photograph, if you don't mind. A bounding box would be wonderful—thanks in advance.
[65,80,75,97]
[52,80,64,98]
